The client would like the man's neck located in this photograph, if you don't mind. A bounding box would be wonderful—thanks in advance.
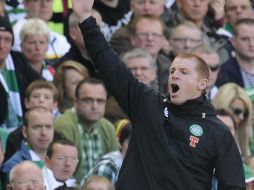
[236,55,254,74]
[78,116,96,132]
[30,62,43,74]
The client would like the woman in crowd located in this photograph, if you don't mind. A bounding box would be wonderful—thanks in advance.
[20,18,55,81]
[54,60,89,113]
[212,83,253,158]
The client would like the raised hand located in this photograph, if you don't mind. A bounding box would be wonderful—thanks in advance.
[71,0,94,20]
[209,0,225,20]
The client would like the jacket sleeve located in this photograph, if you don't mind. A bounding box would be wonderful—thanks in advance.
[215,131,245,190]
[79,17,158,122]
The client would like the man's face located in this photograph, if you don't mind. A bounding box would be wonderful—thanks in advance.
[21,34,48,65]
[24,0,53,21]
[168,57,207,105]
[0,31,12,62]
[232,24,254,61]
[225,0,254,25]
[170,25,202,56]
[195,52,220,88]
[22,111,54,153]
[74,83,107,125]
[177,0,209,23]
[126,56,157,85]
[64,69,85,100]
[46,144,78,181]
[130,0,165,16]
[131,18,165,57]
[25,88,57,111]
[10,165,45,190]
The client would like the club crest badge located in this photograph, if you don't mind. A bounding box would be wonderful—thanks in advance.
[189,124,203,147]
[189,124,203,137]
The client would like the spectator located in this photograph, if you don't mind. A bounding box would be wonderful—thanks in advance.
[45,139,79,188]
[212,83,253,158]
[1,106,54,190]
[12,0,70,61]
[7,161,45,190]
[20,18,55,81]
[82,175,114,190]
[4,80,59,162]
[217,18,254,89]
[217,0,254,38]
[54,60,90,113]
[54,78,118,184]
[53,12,96,76]
[192,46,221,100]
[84,119,131,185]
[0,16,41,130]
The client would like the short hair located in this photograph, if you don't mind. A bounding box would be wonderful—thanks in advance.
[54,60,89,112]
[23,106,52,127]
[47,138,77,158]
[25,80,58,101]
[175,53,209,80]
[169,20,202,39]
[9,161,43,183]
[216,108,236,129]
[233,18,254,36]
[82,175,115,190]
[191,45,221,65]
[75,78,107,99]
[20,18,50,43]
[121,48,157,70]
[130,15,166,36]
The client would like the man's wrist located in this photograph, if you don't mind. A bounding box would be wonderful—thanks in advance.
[80,12,92,23]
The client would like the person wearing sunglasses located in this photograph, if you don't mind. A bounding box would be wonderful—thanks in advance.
[212,83,253,158]
[192,45,221,101]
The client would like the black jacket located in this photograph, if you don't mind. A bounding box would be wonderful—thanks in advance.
[80,17,245,190]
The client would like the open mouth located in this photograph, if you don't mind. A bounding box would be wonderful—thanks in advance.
[171,83,179,94]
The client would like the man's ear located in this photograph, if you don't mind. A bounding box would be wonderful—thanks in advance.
[199,79,208,90]
[22,125,28,139]
[24,98,30,109]
[230,36,236,49]
[44,156,50,167]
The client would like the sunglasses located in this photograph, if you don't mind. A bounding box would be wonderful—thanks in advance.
[230,107,249,118]
[208,65,220,72]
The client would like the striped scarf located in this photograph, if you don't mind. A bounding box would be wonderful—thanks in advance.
[0,54,23,126]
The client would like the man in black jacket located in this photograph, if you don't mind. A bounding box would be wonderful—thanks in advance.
[71,0,245,189]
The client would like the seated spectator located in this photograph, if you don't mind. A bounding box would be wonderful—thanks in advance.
[12,0,70,61]
[212,83,253,158]
[54,60,90,113]
[45,139,79,188]
[121,48,158,91]
[82,175,114,190]
[20,18,55,81]
[54,78,118,184]
[1,106,54,190]
[217,0,254,38]
[4,80,59,162]
[192,46,221,100]
[53,12,96,77]
[217,19,254,89]
[84,119,131,185]
[0,16,41,130]
[6,161,45,190]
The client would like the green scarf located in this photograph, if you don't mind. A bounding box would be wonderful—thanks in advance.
[0,54,23,128]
